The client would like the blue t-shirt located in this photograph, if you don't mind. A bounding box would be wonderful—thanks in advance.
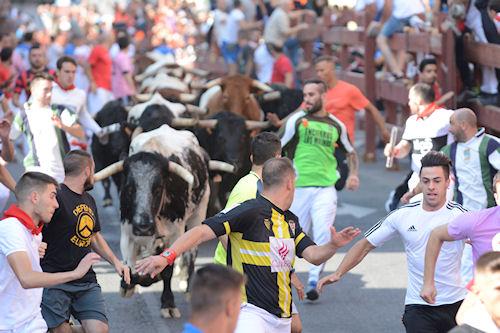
[182,323,203,333]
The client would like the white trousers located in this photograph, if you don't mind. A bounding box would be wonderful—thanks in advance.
[235,303,291,333]
[290,186,337,283]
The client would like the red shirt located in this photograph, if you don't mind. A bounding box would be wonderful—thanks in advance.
[271,54,294,88]
[324,80,370,142]
[88,45,112,91]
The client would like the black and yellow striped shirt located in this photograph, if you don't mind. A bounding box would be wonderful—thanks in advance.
[203,195,315,318]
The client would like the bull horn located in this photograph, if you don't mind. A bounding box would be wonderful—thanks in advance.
[94,160,124,182]
[203,78,222,89]
[179,93,197,103]
[168,162,194,186]
[134,93,152,102]
[131,126,143,140]
[182,67,209,77]
[185,104,207,114]
[251,80,273,92]
[262,91,281,102]
[245,120,271,130]
[171,118,217,128]
[209,160,235,173]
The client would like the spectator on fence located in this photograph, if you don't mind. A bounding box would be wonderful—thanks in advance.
[220,0,262,75]
[263,0,309,68]
[376,0,427,80]
[465,0,499,104]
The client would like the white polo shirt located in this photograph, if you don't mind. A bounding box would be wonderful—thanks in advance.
[0,218,46,331]
[365,201,467,306]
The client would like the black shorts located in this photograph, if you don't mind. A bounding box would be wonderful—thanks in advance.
[41,281,108,328]
[402,301,463,333]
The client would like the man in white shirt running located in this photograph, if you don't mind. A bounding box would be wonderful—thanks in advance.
[318,151,468,333]
[0,171,100,333]
[51,56,103,149]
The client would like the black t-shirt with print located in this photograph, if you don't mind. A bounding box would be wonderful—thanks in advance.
[41,184,101,283]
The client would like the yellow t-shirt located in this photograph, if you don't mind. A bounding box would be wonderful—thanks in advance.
[213,171,261,265]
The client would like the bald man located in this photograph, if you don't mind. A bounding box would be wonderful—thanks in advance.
[405,108,500,211]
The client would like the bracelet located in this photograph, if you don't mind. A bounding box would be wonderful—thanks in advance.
[160,248,177,266]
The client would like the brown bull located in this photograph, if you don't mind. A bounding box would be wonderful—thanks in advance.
[204,75,272,121]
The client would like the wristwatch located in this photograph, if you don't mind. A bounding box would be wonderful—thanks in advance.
[160,248,177,266]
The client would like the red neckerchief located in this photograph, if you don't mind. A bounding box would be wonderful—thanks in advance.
[3,204,42,235]
[55,80,75,91]
[417,102,438,120]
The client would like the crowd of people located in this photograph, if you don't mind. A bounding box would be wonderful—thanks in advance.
[0,0,498,333]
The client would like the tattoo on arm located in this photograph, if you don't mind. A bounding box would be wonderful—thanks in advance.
[347,151,359,175]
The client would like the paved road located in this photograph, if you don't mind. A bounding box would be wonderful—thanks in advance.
[85,141,412,333]
[5,130,411,333]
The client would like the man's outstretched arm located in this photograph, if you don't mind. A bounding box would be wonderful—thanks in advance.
[135,225,216,278]
[317,238,375,292]
[302,226,361,265]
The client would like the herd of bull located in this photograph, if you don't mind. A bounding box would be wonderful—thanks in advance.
[89,51,304,318]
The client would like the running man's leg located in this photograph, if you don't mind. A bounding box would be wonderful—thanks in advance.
[306,186,337,300]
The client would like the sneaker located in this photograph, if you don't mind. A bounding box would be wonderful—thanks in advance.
[306,281,319,301]
[385,190,395,212]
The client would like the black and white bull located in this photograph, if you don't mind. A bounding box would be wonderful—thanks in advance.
[257,85,303,129]
[94,124,212,318]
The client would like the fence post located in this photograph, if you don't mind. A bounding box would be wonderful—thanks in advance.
[363,24,377,162]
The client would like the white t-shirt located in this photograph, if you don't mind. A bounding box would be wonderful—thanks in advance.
[221,8,245,44]
[51,82,101,137]
[0,218,45,330]
[254,43,275,83]
[355,0,384,13]
[402,108,454,174]
[10,104,70,183]
[365,201,467,306]
[213,9,228,47]
[392,0,424,19]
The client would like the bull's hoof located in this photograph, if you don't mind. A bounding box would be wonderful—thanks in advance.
[160,307,181,319]
[120,285,136,298]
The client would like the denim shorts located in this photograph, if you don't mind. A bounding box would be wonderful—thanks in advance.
[380,15,411,37]
[41,281,108,328]
[221,41,240,64]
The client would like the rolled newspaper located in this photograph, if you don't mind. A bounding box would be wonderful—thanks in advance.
[386,127,399,169]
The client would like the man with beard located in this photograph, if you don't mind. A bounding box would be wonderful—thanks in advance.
[280,79,360,300]
[40,150,130,333]
[12,44,56,109]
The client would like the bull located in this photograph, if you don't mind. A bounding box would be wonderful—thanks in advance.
[91,100,131,207]
[94,125,234,318]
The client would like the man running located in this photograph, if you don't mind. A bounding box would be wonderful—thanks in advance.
[51,56,102,148]
[0,172,100,333]
[41,150,130,333]
[10,73,84,183]
[213,132,305,333]
[137,157,361,333]
[318,151,468,333]
[280,79,359,300]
